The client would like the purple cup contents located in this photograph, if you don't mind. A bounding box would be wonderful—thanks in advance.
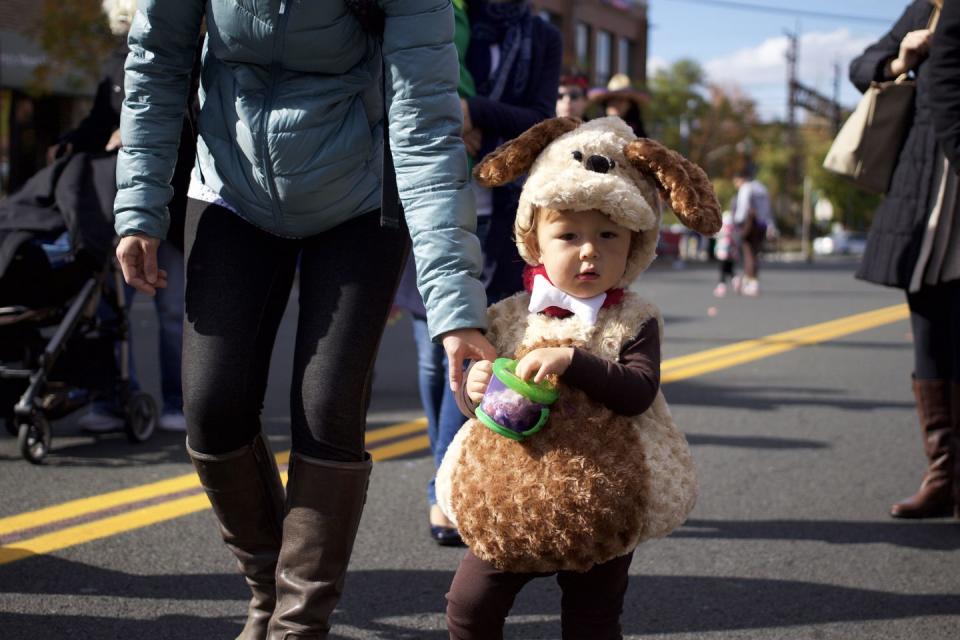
[480,380,543,433]
[476,358,559,440]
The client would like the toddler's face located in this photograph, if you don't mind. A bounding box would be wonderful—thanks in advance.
[535,208,632,298]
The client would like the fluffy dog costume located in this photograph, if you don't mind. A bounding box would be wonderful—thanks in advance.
[435,116,720,573]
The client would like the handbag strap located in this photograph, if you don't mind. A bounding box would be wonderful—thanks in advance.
[345,0,402,229]
[928,4,941,33]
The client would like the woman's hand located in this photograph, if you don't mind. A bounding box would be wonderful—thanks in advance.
[466,360,494,403]
[116,234,167,295]
[441,329,497,391]
[889,28,934,76]
[105,128,123,152]
[460,98,473,136]
[515,347,574,384]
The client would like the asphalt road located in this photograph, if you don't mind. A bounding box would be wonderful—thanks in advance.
[1,257,958,639]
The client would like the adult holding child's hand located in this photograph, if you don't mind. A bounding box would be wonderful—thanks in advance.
[113,1,491,637]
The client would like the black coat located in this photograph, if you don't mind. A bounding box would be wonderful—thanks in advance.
[851,0,939,290]
[465,6,561,303]
[929,0,960,172]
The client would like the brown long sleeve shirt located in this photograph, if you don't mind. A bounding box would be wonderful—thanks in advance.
[458,317,661,418]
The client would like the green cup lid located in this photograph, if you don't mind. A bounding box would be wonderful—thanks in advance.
[492,358,559,404]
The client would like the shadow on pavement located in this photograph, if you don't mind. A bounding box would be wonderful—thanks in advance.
[0,428,191,467]
[675,518,960,551]
[685,433,828,449]
[2,557,959,638]
[667,380,914,413]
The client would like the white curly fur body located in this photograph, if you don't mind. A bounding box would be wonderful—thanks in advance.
[435,291,698,571]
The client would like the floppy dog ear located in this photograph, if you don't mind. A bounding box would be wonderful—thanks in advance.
[624,139,722,236]
[473,117,581,187]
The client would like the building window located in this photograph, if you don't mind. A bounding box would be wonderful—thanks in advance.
[595,30,612,86]
[575,22,590,69]
[618,37,632,77]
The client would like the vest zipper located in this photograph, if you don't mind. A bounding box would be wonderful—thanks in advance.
[261,0,290,228]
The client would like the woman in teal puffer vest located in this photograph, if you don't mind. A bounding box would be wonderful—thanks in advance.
[113,2,495,638]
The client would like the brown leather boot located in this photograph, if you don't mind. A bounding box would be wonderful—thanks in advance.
[890,379,955,518]
[188,434,285,640]
[267,452,372,640]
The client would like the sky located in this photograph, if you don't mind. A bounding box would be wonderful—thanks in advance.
[646,0,916,121]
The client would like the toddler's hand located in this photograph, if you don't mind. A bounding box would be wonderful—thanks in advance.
[466,360,494,404]
[515,347,574,384]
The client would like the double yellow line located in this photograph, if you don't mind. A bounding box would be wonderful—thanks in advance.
[0,418,429,566]
[662,304,908,382]
[0,303,908,566]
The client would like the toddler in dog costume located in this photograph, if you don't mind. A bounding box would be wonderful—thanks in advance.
[435,116,721,639]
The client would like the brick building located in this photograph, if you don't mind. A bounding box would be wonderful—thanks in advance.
[531,0,649,89]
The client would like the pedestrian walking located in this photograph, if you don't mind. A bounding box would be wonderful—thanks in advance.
[435,116,720,639]
[113,1,495,637]
[850,0,959,519]
[556,70,590,120]
[731,163,772,296]
[395,0,561,547]
[713,210,739,298]
[390,0,483,547]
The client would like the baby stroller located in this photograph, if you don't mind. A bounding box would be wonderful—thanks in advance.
[0,152,156,463]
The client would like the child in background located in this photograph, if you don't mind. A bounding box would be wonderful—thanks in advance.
[713,210,739,297]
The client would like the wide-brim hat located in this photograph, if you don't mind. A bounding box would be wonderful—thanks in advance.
[588,73,649,109]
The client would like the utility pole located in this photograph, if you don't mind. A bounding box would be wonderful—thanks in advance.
[785,29,801,232]
[833,61,843,133]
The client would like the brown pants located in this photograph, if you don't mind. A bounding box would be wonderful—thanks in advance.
[446,550,634,640]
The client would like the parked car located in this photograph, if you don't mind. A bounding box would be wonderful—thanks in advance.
[813,229,868,256]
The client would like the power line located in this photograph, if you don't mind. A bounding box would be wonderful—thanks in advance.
[663,0,893,25]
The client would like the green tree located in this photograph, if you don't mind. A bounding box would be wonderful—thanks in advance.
[646,59,709,157]
[804,128,881,231]
[28,0,116,94]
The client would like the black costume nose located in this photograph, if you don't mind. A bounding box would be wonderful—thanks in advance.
[585,155,611,173]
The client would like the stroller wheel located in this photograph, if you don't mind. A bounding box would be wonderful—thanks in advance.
[125,392,157,443]
[18,416,51,464]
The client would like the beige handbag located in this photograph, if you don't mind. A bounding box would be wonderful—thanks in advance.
[823,6,940,193]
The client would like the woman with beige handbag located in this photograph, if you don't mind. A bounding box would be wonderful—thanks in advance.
[850,0,959,521]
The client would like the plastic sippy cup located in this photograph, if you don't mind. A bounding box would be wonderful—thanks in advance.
[476,358,559,441]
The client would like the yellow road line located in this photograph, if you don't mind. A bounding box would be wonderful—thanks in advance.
[0,421,425,539]
[0,432,432,565]
[0,494,211,565]
[366,417,427,444]
[0,304,910,565]
[663,304,908,381]
[371,435,431,461]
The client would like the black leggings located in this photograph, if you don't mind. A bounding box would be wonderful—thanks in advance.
[182,200,409,460]
[906,283,960,382]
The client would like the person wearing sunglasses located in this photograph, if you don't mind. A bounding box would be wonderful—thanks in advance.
[556,71,590,119]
